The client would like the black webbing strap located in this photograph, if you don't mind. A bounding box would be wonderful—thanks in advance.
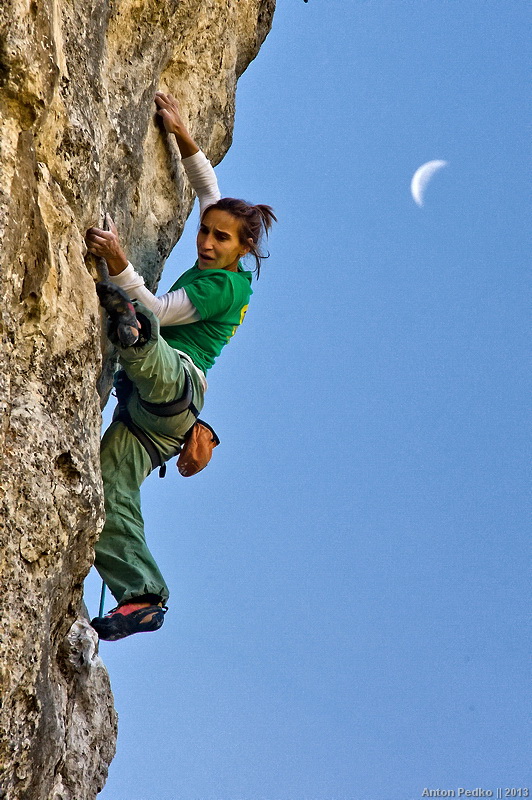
[116,405,167,476]
[138,370,199,418]
[114,368,200,477]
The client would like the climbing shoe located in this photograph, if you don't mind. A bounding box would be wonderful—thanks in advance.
[96,281,140,347]
[90,600,167,641]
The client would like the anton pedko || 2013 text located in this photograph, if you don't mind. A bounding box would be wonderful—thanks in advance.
[421,789,530,799]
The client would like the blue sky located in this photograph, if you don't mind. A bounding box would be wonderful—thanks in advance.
[85,1,530,797]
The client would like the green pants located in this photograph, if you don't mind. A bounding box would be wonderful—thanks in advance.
[95,303,205,605]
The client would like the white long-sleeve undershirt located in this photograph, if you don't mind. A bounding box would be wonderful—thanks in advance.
[110,149,221,326]
[182,149,222,215]
[110,265,199,325]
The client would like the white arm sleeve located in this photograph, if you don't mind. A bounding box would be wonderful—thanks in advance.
[181,150,221,215]
[110,263,200,326]
[109,151,219,325]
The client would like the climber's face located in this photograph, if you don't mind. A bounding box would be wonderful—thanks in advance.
[197,209,251,272]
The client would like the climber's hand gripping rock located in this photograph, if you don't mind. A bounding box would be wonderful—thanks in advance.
[154,92,200,158]
[86,215,140,347]
[86,213,128,276]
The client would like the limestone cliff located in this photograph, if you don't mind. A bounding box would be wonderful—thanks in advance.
[0,2,275,797]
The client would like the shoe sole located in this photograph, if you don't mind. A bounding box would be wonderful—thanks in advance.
[91,606,166,641]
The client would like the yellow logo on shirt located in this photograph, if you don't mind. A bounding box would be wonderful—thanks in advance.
[228,304,249,342]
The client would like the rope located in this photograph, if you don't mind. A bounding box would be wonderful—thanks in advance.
[98,580,107,618]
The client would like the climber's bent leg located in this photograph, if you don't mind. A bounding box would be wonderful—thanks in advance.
[116,302,202,406]
[112,302,205,449]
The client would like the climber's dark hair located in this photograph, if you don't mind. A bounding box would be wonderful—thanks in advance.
[201,198,277,278]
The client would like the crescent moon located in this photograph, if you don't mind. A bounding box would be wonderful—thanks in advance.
[411,160,448,207]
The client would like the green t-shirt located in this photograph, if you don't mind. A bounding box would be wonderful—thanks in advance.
[160,262,253,372]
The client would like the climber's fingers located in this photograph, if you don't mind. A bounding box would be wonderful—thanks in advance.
[86,225,121,245]
[157,108,171,127]
[86,227,114,253]
[154,92,171,119]
[86,225,110,239]
[85,230,103,253]
[155,91,175,109]
[155,92,185,134]
[85,226,127,274]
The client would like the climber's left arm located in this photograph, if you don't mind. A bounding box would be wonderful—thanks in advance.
[155,92,221,214]
[85,218,200,326]
[110,264,200,325]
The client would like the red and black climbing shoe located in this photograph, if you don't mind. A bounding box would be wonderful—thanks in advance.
[96,281,140,348]
[90,600,167,641]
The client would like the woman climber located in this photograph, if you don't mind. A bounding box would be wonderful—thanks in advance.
[85,92,276,641]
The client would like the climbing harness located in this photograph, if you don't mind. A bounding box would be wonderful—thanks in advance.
[113,370,218,478]
[113,369,198,477]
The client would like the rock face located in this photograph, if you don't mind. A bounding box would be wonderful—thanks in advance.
[0,1,275,798]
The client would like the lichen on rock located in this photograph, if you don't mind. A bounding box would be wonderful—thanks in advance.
[0,1,275,797]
